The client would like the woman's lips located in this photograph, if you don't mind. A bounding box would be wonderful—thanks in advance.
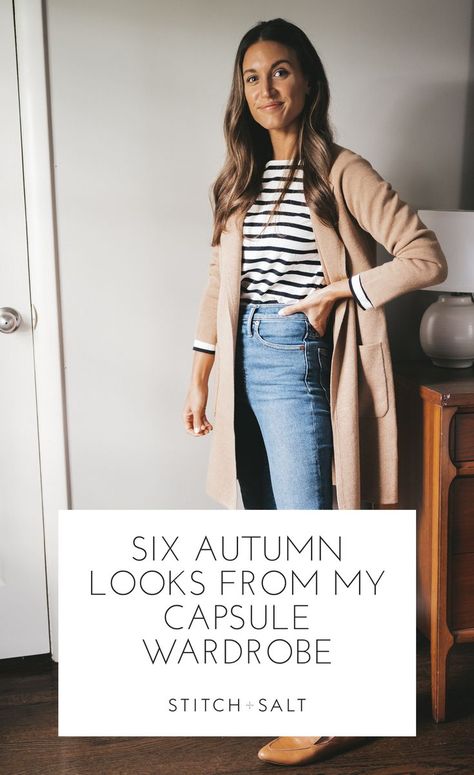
[260,102,283,111]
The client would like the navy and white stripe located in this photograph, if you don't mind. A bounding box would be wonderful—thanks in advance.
[349,274,373,310]
[193,338,216,354]
[240,160,326,304]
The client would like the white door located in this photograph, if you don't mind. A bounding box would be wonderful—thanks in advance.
[0,0,50,658]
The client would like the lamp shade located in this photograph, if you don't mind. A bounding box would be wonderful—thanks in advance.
[417,210,474,293]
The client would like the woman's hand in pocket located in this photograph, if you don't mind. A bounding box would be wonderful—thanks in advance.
[183,383,213,436]
[277,280,352,334]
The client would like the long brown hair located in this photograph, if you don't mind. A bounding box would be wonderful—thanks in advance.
[210,17,339,247]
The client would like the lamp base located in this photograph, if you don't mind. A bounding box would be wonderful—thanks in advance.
[420,294,474,369]
[431,357,473,368]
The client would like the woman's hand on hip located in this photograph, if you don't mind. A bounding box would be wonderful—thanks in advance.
[277,279,352,335]
[183,384,213,436]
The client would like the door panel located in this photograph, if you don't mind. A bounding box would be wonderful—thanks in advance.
[0,0,49,658]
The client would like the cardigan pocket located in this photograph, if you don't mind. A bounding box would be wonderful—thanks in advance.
[357,342,389,418]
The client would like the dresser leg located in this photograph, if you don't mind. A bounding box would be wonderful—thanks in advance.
[431,627,454,722]
[428,404,457,723]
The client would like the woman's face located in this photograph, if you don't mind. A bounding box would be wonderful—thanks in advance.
[242,40,310,135]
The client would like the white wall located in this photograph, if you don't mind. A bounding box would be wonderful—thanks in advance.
[44,0,473,508]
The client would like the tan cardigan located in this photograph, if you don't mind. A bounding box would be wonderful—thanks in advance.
[193,143,448,509]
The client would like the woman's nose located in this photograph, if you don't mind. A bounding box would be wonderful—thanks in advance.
[261,77,277,99]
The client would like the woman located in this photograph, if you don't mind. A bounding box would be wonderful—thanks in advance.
[183,16,447,514]
[182,17,447,764]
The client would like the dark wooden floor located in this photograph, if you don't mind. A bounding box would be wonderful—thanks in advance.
[0,634,473,775]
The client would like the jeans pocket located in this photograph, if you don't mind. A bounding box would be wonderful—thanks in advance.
[306,319,322,339]
[253,318,307,350]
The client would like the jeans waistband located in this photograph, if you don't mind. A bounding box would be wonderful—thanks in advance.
[238,302,306,320]
[238,301,333,343]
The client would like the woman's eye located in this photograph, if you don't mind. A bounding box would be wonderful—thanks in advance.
[245,68,289,84]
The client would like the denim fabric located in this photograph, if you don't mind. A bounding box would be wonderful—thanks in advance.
[234,302,334,510]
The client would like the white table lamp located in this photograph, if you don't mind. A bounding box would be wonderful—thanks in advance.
[417,210,474,368]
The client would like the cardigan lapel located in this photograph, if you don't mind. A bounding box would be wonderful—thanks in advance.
[308,207,347,284]
[219,212,245,351]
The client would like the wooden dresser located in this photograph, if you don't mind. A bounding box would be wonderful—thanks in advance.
[393,360,474,722]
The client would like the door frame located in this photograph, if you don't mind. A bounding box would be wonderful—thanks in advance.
[14,0,70,662]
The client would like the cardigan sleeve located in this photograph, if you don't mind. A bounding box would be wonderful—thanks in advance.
[338,154,448,310]
[348,273,374,309]
[192,242,220,354]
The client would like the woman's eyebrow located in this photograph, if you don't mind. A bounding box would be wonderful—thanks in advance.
[243,58,293,75]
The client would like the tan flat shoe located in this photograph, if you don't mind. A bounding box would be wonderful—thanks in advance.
[257,735,358,766]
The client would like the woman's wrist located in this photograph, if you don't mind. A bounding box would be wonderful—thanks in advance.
[191,378,209,390]
[323,278,352,301]
[191,350,214,388]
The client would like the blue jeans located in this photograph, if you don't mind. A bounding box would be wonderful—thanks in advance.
[234,302,334,510]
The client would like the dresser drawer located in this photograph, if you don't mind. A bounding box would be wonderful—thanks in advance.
[452,412,474,463]
[450,477,474,554]
[450,553,474,630]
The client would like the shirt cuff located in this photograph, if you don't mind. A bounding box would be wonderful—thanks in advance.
[193,339,216,354]
[349,274,373,310]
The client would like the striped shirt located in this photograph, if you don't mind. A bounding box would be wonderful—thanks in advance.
[192,160,373,355]
[240,159,326,304]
